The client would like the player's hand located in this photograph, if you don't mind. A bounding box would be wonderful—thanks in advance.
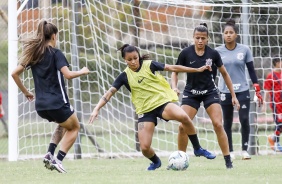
[89,108,99,124]
[253,83,263,107]
[173,88,180,96]
[80,67,90,75]
[25,91,34,102]
[232,97,240,111]
[197,65,212,72]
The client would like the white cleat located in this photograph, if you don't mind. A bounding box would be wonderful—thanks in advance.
[242,151,251,160]
[51,159,67,173]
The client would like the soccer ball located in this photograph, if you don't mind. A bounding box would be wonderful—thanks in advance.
[167,151,189,171]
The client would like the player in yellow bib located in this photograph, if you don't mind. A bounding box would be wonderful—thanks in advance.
[89,44,215,171]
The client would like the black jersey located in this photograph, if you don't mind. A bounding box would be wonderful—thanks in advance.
[30,47,70,111]
[176,45,223,96]
[112,60,165,91]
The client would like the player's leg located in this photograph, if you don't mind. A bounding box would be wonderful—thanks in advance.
[221,104,234,159]
[162,103,215,159]
[206,103,232,168]
[273,103,282,151]
[50,113,80,173]
[238,99,251,159]
[43,125,65,170]
[138,121,161,170]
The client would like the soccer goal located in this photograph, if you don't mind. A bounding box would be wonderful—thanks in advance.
[8,0,282,161]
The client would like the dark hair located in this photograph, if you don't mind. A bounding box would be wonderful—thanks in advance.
[118,44,150,61]
[224,19,239,34]
[193,23,209,36]
[272,54,281,66]
[19,20,58,66]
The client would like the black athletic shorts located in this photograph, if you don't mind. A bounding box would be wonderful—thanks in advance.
[181,92,220,110]
[37,103,74,123]
[220,90,250,105]
[138,102,170,125]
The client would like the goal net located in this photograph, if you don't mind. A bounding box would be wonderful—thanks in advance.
[12,0,282,160]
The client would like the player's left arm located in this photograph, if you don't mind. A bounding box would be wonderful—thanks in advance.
[218,65,240,110]
[246,61,263,106]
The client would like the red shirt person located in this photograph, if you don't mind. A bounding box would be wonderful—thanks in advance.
[264,55,282,152]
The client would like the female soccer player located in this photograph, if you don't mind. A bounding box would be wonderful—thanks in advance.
[215,19,263,160]
[171,23,240,169]
[12,20,89,173]
[89,44,215,171]
[264,55,282,152]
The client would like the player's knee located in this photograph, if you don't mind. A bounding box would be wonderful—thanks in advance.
[213,121,224,132]
[178,113,191,124]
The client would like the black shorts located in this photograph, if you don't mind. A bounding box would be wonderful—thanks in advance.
[37,103,74,123]
[220,90,250,105]
[181,92,220,110]
[138,102,170,125]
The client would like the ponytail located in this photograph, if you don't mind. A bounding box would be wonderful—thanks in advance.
[19,20,58,67]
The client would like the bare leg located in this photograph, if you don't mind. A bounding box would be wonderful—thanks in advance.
[176,105,198,151]
[206,104,230,156]
[50,125,65,145]
[138,122,155,158]
[57,113,80,153]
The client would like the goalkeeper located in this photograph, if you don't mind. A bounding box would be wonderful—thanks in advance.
[215,19,263,160]
[12,20,89,173]
[89,44,215,171]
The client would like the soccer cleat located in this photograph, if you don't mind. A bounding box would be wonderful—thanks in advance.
[268,135,275,150]
[230,152,235,161]
[147,159,162,171]
[274,143,282,152]
[194,148,216,159]
[226,161,233,169]
[242,151,251,160]
[43,152,54,170]
[51,159,67,173]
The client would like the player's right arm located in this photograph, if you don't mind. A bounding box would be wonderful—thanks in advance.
[89,87,117,124]
[89,72,126,124]
[11,65,34,101]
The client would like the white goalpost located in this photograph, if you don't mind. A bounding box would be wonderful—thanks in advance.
[9,0,282,160]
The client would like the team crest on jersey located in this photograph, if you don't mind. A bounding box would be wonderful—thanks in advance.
[220,93,226,101]
[205,58,212,66]
[237,53,244,60]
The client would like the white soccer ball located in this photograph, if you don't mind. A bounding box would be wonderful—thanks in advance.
[167,151,189,171]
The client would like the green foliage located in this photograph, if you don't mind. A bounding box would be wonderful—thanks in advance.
[204,2,282,57]
[0,41,8,63]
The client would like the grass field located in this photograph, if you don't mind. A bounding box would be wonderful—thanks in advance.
[0,154,280,184]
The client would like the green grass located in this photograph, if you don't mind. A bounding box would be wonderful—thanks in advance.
[0,155,280,184]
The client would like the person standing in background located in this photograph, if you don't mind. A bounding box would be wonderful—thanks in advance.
[215,19,263,160]
[264,55,282,152]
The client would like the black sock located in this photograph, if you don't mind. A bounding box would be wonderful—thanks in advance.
[47,143,57,155]
[149,154,160,164]
[224,155,231,163]
[57,150,66,162]
[188,134,201,150]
